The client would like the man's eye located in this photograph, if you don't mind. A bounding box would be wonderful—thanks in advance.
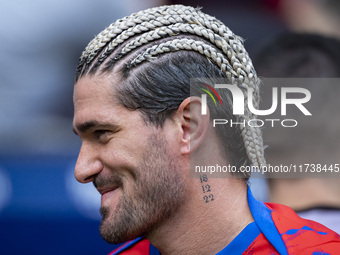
[94,130,110,141]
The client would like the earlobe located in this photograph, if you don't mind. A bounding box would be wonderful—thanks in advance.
[177,97,210,155]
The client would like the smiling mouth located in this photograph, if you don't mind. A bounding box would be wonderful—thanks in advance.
[97,186,121,206]
[97,186,119,196]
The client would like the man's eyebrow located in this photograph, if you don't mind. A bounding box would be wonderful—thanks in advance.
[73,121,119,135]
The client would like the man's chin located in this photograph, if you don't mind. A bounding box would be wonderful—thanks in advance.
[99,208,141,244]
[99,219,141,245]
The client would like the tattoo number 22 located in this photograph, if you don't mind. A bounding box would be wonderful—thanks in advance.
[203,194,215,203]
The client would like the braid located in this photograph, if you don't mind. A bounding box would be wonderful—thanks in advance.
[76,4,266,172]
[128,39,239,82]
[105,23,251,76]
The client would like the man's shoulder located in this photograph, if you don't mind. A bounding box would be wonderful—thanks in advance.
[108,237,158,255]
[265,202,340,254]
[107,202,340,255]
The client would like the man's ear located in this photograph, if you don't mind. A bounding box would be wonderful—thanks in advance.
[175,97,210,155]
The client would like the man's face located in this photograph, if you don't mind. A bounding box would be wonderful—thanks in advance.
[73,75,186,244]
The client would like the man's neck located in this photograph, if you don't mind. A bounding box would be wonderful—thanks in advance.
[147,179,253,255]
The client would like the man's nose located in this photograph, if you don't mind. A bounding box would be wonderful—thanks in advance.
[74,143,103,183]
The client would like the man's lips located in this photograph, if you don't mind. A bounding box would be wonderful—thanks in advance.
[98,186,120,206]
[97,186,119,196]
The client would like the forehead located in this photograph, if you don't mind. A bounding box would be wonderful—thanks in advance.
[74,74,115,100]
[73,74,122,125]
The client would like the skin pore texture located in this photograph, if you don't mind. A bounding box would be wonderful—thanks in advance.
[73,73,254,255]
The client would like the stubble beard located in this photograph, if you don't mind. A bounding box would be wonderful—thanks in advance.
[99,133,186,244]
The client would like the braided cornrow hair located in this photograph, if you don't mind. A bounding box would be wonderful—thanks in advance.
[75,5,266,177]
